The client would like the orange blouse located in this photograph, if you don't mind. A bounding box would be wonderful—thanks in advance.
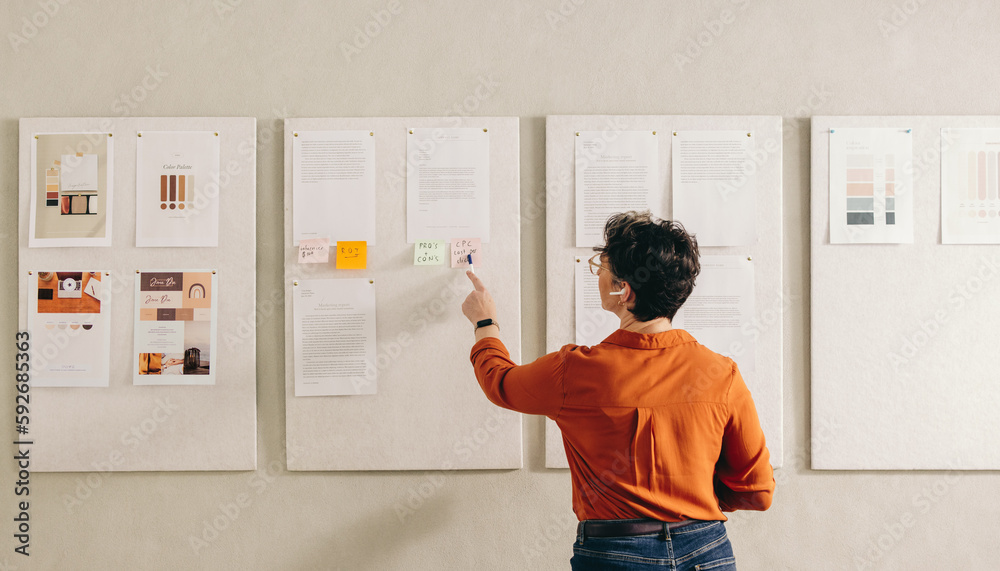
[470,328,774,522]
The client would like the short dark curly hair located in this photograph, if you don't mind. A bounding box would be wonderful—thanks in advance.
[594,211,700,321]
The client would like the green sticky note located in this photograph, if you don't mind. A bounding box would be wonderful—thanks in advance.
[414,240,446,265]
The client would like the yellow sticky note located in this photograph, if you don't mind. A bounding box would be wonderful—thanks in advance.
[336,241,367,269]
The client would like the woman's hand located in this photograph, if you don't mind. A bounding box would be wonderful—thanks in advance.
[462,270,497,324]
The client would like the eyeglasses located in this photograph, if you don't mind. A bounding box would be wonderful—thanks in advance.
[588,254,612,276]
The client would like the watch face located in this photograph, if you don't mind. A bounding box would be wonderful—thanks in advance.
[477,319,494,327]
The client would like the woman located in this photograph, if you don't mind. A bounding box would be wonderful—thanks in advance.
[462,211,773,570]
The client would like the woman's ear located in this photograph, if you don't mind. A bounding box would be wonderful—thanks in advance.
[616,281,633,304]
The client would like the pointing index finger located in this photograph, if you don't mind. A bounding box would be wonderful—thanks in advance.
[466,270,486,292]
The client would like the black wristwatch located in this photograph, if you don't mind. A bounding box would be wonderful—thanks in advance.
[475,318,499,331]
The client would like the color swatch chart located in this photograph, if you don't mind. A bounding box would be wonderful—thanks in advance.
[962,150,1000,219]
[45,167,58,206]
[845,153,895,226]
[159,174,191,211]
[46,153,100,216]
[940,128,1000,243]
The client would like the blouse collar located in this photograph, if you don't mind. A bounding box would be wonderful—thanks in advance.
[601,328,695,350]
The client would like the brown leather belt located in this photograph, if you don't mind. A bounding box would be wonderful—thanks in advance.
[580,519,695,538]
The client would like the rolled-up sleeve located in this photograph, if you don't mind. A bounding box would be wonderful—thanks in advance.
[714,364,775,512]
[470,338,567,417]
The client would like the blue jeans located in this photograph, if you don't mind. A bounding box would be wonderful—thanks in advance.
[571,520,737,570]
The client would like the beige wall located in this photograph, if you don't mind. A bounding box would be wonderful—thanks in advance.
[1,0,996,569]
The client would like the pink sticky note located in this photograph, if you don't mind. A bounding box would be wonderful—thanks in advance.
[298,238,330,264]
[450,238,483,268]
